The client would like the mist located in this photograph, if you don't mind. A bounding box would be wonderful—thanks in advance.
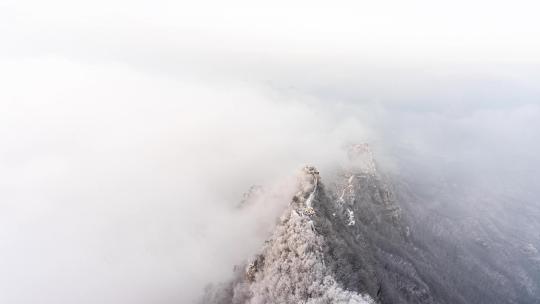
[2,1,540,303]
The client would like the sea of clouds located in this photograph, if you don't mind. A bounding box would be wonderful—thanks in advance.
[1,0,540,303]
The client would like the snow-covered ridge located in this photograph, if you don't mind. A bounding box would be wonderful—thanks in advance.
[201,143,540,304]
[292,166,320,216]
[200,165,376,304]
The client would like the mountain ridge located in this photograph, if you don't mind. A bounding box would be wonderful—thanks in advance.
[200,145,540,304]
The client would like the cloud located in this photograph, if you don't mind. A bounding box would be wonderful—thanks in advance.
[0,55,373,303]
[2,1,540,303]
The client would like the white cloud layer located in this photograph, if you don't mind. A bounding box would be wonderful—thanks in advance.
[1,1,540,303]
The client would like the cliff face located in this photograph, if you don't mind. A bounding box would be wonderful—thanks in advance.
[200,144,417,304]
[201,165,375,304]
[200,145,540,304]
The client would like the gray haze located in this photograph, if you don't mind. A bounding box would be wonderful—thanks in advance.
[1,1,540,303]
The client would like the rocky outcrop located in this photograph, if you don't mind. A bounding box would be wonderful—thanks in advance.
[200,144,540,304]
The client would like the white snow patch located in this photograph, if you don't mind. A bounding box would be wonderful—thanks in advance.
[305,178,318,209]
[347,209,355,226]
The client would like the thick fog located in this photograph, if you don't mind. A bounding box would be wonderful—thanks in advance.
[1,1,540,303]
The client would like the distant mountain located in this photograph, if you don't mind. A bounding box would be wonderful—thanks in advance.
[200,144,540,304]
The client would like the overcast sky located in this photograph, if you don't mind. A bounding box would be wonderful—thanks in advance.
[1,1,540,303]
